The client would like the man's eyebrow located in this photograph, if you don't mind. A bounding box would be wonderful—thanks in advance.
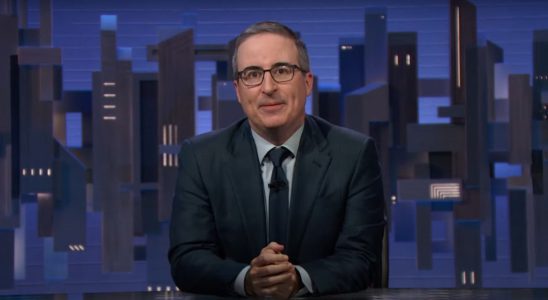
[241,65,262,70]
[242,62,292,70]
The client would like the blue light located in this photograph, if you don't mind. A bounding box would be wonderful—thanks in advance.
[66,112,82,148]
[418,97,451,124]
[100,15,117,31]
[494,162,522,178]
[117,47,132,60]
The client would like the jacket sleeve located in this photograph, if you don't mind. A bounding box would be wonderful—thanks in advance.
[168,139,246,296]
[301,138,386,295]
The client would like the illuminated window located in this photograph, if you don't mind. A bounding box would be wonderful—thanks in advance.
[162,125,167,145]
[103,93,116,98]
[455,7,461,88]
[163,153,167,167]
[103,116,116,121]
[30,169,35,176]
[340,45,353,51]
[461,271,466,285]
[174,125,178,144]
[470,271,476,285]
[22,169,27,176]
[168,124,173,145]
[406,54,411,66]
[393,55,399,66]
[39,168,43,176]
[430,183,461,199]
[103,82,116,86]
[47,168,52,176]
[103,105,116,109]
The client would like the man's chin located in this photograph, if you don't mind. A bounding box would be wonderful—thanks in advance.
[257,117,287,130]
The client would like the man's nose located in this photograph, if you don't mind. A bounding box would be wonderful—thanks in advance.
[261,71,277,94]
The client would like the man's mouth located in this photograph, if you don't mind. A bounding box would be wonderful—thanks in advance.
[260,102,285,111]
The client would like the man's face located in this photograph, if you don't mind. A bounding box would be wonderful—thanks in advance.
[234,33,313,137]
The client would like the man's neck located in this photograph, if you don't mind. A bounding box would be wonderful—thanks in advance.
[251,121,304,146]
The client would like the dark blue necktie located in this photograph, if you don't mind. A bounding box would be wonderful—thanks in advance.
[267,147,292,246]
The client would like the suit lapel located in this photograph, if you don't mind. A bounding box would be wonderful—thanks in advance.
[287,117,332,258]
[226,121,267,257]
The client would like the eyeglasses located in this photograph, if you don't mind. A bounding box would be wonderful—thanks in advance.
[237,63,306,87]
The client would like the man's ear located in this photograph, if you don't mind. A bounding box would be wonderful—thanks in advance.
[234,80,242,104]
[305,72,314,96]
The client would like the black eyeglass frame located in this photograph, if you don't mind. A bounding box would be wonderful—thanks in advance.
[236,63,308,87]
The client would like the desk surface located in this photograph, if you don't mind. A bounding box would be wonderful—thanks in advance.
[2,289,548,300]
[85,288,548,300]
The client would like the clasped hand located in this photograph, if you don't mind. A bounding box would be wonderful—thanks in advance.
[244,242,302,299]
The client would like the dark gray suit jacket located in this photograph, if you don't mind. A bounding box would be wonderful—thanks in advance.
[169,115,385,296]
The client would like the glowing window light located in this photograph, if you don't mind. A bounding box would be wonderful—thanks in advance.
[456,7,461,88]
[174,125,178,144]
[430,183,461,199]
[470,271,476,285]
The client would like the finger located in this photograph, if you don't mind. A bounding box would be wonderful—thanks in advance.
[252,252,289,267]
[256,282,293,299]
[264,241,285,253]
[252,262,293,278]
[260,271,300,299]
[253,269,294,288]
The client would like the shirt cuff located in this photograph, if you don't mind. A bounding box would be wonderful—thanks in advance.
[295,265,314,295]
[233,265,250,296]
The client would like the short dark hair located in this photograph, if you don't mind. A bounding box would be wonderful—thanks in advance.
[232,21,310,78]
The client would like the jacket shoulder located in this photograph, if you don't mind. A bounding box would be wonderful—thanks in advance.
[182,118,248,153]
[308,115,373,147]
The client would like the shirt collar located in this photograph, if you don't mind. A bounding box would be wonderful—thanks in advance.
[251,124,304,163]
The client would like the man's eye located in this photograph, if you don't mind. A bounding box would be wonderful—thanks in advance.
[274,67,291,76]
[245,70,262,79]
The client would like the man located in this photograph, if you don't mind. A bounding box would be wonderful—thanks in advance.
[169,21,385,298]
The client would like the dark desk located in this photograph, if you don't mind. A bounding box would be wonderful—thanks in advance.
[2,289,548,300]
[81,289,548,300]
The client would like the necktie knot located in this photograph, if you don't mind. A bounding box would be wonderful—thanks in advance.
[267,147,292,167]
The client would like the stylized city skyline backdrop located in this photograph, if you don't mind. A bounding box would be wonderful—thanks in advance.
[0,0,547,296]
